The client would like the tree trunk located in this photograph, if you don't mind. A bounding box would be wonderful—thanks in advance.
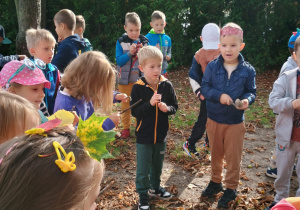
[14,0,41,56]
[41,0,46,28]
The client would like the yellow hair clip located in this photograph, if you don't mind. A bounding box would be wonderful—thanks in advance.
[53,141,76,173]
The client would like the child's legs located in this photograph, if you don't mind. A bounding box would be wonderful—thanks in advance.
[188,99,207,146]
[206,118,224,183]
[118,83,134,129]
[274,142,297,202]
[149,142,167,190]
[136,143,153,196]
[223,122,245,189]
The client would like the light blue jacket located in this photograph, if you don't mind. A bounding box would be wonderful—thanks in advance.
[146,29,171,70]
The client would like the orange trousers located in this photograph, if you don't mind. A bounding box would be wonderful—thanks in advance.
[206,118,246,189]
[118,83,134,129]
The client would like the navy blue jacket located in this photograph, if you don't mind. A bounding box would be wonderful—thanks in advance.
[0,54,19,70]
[201,54,256,124]
[52,34,85,73]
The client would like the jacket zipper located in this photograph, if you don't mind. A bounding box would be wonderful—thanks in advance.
[147,83,159,144]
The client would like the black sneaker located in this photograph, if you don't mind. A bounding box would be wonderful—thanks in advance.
[264,201,277,210]
[148,186,172,200]
[138,195,150,210]
[217,188,237,208]
[183,141,200,158]
[201,180,224,198]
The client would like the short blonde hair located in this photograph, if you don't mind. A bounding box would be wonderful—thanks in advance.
[75,15,85,31]
[125,12,141,26]
[26,28,56,54]
[54,9,76,31]
[151,10,166,22]
[0,90,40,144]
[137,46,163,66]
[61,51,116,114]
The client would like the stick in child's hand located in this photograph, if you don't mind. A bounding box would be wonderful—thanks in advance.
[120,99,142,114]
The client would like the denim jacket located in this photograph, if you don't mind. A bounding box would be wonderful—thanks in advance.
[201,54,256,124]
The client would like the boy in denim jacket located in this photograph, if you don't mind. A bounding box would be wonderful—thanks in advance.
[201,22,256,208]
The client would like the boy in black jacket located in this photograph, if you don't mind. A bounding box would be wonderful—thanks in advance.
[131,46,178,210]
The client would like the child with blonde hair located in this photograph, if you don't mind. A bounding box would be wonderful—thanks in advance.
[0,59,51,123]
[201,22,256,208]
[131,46,178,210]
[26,28,60,115]
[54,51,126,130]
[0,127,104,210]
[0,90,40,144]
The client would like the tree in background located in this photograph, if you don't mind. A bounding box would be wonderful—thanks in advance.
[1,0,300,71]
[14,0,42,56]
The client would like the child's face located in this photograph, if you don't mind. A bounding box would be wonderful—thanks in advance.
[150,18,166,34]
[294,48,300,67]
[13,84,45,109]
[31,40,55,64]
[219,35,245,64]
[139,58,162,85]
[124,22,141,40]
[54,20,64,39]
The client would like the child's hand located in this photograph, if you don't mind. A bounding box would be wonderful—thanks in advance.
[236,99,249,110]
[115,93,128,102]
[71,111,79,126]
[220,94,233,105]
[165,55,171,61]
[158,102,168,112]
[199,94,205,100]
[155,43,160,49]
[58,36,64,42]
[150,92,162,106]
[109,112,120,126]
[292,99,300,109]
[130,43,137,55]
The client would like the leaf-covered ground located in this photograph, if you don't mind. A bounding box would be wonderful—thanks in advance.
[98,68,298,210]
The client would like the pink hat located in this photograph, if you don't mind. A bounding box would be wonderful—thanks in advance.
[0,59,51,89]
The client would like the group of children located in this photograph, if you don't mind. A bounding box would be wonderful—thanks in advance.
[0,6,299,210]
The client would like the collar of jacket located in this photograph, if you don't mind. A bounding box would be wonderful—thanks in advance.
[135,75,168,86]
[149,28,165,35]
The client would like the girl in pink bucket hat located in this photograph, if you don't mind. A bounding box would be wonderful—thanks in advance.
[0,59,51,123]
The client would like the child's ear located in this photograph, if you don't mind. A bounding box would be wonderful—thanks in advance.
[8,86,16,94]
[294,51,297,62]
[240,43,245,51]
[218,43,220,48]
[123,25,126,31]
[164,22,166,27]
[200,36,203,42]
[150,22,153,28]
[138,64,144,72]
[29,48,35,56]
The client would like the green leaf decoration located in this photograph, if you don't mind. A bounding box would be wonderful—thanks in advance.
[77,113,116,160]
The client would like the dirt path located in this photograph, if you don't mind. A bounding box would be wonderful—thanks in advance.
[98,127,300,209]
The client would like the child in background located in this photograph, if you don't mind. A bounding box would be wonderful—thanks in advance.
[0,127,104,210]
[116,12,148,138]
[74,15,93,52]
[0,25,27,70]
[131,46,178,210]
[54,51,127,131]
[183,23,220,158]
[266,36,300,210]
[0,59,51,123]
[0,90,40,144]
[201,22,256,208]
[146,10,171,78]
[52,9,85,73]
[266,29,300,179]
[26,28,60,115]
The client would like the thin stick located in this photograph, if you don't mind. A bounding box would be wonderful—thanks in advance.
[120,99,142,114]
[99,180,116,195]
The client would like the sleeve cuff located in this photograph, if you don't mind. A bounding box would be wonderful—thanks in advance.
[102,118,115,131]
